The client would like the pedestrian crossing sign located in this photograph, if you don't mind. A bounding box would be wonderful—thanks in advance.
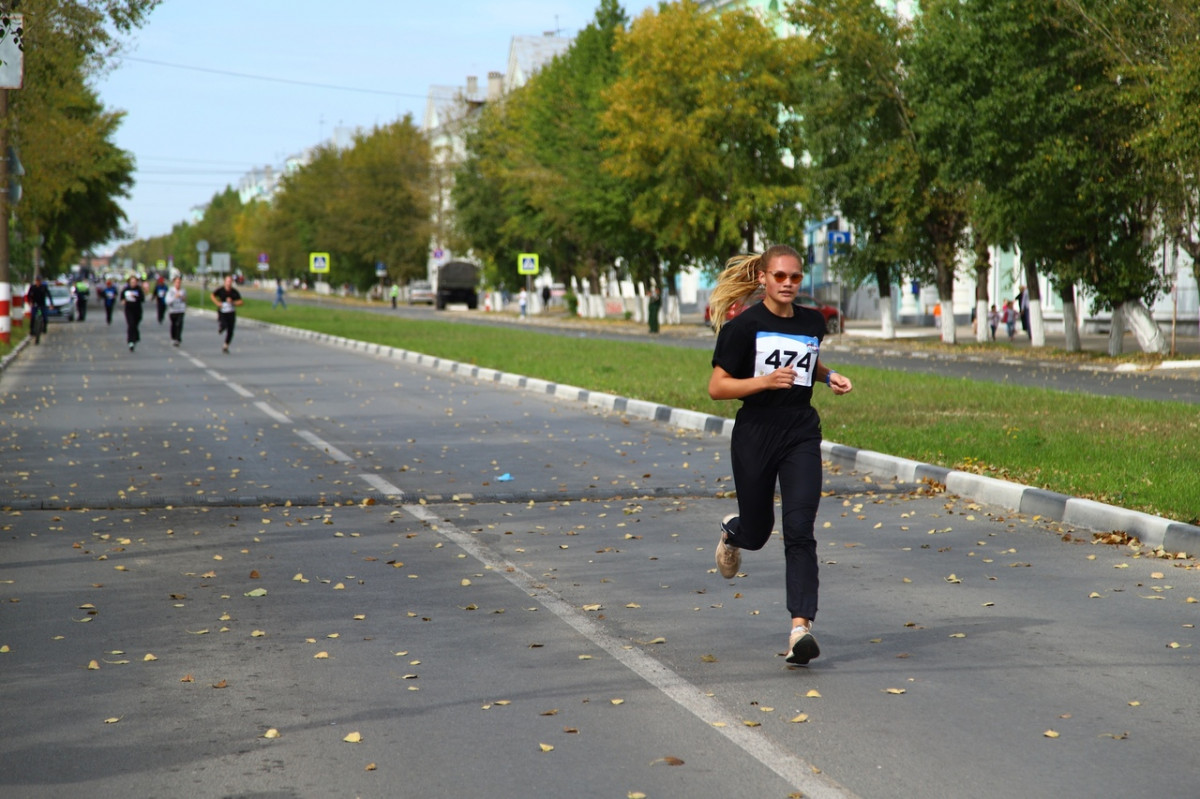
[518,253,539,275]
[309,252,330,273]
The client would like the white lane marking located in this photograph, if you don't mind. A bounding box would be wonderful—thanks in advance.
[360,473,404,498]
[401,503,857,799]
[187,356,206,369]
[205,369,224,382]
[295,429,354,462]
[255,401,291,425]
[227,382,254,398]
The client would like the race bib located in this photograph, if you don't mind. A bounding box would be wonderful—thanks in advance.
[755,332,819,387]
[220,301,234,313]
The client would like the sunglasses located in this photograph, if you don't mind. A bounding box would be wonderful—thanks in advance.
[767,271,803,285]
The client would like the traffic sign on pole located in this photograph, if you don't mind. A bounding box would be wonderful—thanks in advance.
[517,253,539,275]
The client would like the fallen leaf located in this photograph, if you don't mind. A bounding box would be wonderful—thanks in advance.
[365,763,377,771]
[262,728,280,739]
[314,651,330,659]
[743,720,762,727]
[249,570,261,579]
[1044,730,1060,739]
[790,713,809,723]
[251,630,266,638]
[343,731,362,743]
[180,674,193,683]
[885,688,906,695]
[104,717,121,724]
[212,679,227,689]
[244,588,267,598]
[651,756,685,766]
[805,690,821,698]
[87,660,100,670]
[539,743,554,753]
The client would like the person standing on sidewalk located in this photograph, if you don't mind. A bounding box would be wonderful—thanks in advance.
[121,275,145,351]
[74,276,90,321]
[211,274,243,354]
[707,244,853,667]
[389,282,398,309]
[166,275,187,346]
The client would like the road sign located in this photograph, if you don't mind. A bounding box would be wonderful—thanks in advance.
[309,252,330,273]
[827,231,850,256]
[211,252,231,274]
[518,253,539,276]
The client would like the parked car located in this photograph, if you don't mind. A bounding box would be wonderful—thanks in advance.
[408,280,435,305]
[704,291,842,333]
[46,284,76,322]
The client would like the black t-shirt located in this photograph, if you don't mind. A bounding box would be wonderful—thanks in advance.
[212,286,241,311]
[711,301,826,416]
[121,285,145,304]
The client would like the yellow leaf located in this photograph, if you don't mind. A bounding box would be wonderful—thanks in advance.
[327,633,340,639]
[790,713,809,723]
[805,690,821,698]
[187,629,209,635]
[353,614,366,620]
[629,793,647,799]
[582,604,602,611]
[244,588,267,597]
[0,644,9,653]
[539,743,554,753]
[365,763,377,771]
[743,720,762,727]
[143,653,157,662]
[180,674,193,682]
[949,632,967,638]
[460,579,471,587]
[262,728,280,739]
[88,660,100,670]
[333,583,345,590]
[343,731,362,743]
[114,565,127,571]
[251,630,266,638]
[1128,701,1141,707]
[610,699,624,705]
[625,603,641,608]
[1044,730,1060,738]
[314,652,330,659]
[1088,592,1103,598]
[885,688,906,695]
[700,654,718,663]
[104,717,121,724]
[945,574,961,584]
[292,573,306,582]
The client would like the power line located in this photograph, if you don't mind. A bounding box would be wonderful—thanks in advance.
[121,55,453,100]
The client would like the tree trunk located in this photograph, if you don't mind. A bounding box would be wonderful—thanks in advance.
[1107,304,1125,356]
[1023,260,1045,347]
[1059,283,1081,353]
[1122,299,1168,354]
[875,263,895,339]
[940,298,957,344]
[973,240,990,343]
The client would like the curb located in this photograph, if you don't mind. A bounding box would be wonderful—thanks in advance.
[237,314,1200,554]
[0,335,30,374]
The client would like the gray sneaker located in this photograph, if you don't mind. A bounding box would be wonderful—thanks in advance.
[715,514,741,579]
[786,625,820,665]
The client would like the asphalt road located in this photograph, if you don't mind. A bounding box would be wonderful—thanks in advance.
[2,315,1199,799]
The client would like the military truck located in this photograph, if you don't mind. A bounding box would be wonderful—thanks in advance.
[435,261,479,310]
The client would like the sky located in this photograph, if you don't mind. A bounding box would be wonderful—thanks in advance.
[95,0,659,251]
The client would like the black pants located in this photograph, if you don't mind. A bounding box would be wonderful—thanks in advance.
[723,410,823,621]
[105,302,114,324]
[124,305,142,344]
[218,311,236,345]
[169,312,185,343]
[157,300,167,324]
[76,298,87,321]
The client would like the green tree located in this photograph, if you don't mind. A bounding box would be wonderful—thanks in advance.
[790,0,970,344]
[912,0,1167,353]
[603,0,809,265]
[5,0,159,276]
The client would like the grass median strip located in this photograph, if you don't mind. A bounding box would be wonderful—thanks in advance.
[239,300,1198,526]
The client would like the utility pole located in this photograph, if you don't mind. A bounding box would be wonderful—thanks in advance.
[0,87,10,345]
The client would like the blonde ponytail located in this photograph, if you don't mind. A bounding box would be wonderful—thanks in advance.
[708,245,803,332]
